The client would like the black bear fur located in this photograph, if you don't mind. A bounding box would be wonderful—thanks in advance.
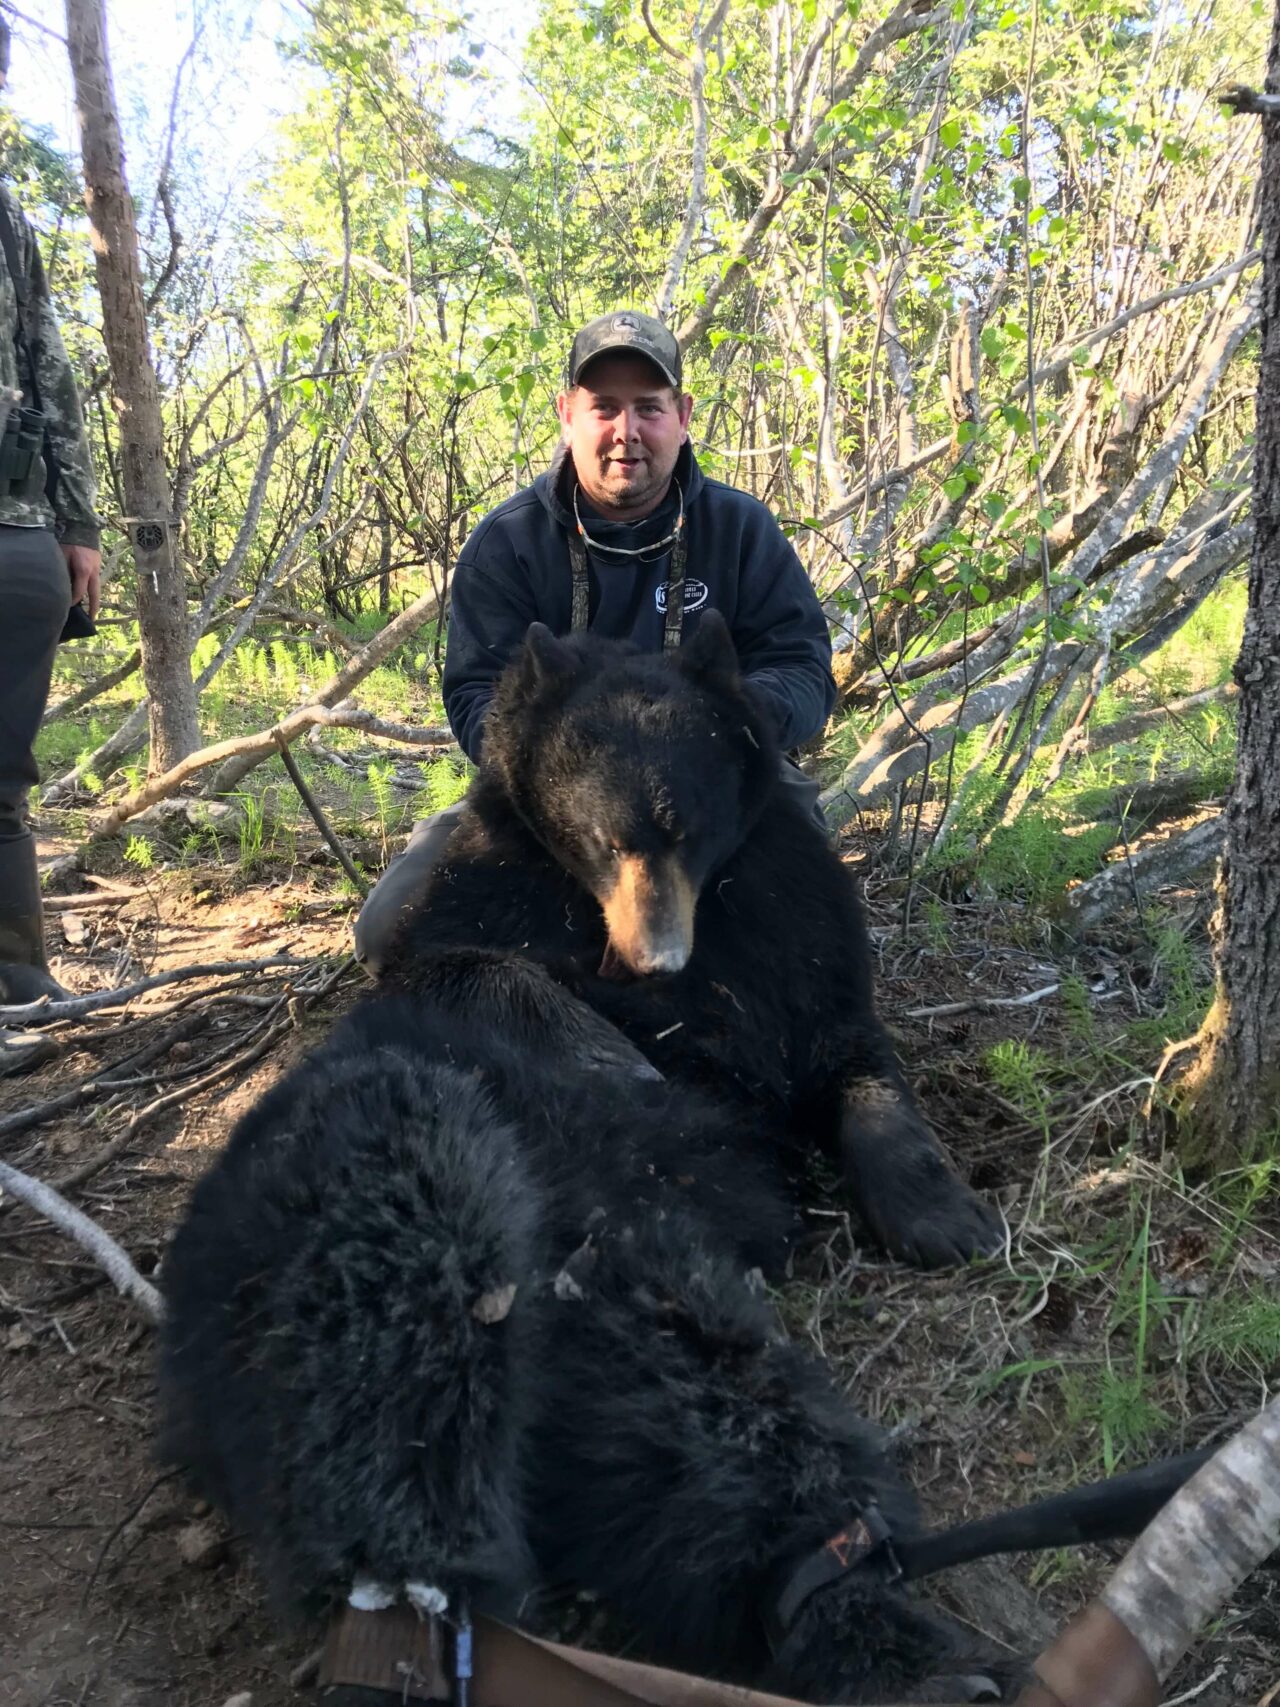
[159,949,1008,1701]
[158,621,1013,1699]
[386,614,1000,1269]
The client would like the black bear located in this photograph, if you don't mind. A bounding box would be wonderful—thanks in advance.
[386,613,1000,1270]
[159,948,1005,1703]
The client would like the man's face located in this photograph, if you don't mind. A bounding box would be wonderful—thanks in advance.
[557,354,694,520]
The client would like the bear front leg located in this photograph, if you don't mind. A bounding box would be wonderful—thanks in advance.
[838,1068,1003,1269]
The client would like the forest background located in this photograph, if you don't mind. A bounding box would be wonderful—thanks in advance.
[0,0,1277,1700]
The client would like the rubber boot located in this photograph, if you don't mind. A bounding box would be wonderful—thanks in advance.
[0,831,66,1078]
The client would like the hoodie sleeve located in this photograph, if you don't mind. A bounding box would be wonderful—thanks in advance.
[442,519,539,762]
[730,502,836,749]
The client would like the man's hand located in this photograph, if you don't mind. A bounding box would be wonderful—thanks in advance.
[61,543,101,619]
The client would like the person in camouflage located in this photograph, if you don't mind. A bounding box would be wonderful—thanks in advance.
[0,17,103,1076]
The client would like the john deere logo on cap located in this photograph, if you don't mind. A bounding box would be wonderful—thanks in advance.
[613,314,640,332]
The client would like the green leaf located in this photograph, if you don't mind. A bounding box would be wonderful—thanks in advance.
[1012,175,1031,204]
[998,7,1018,26]
[516,370,536,400]
[983,494,1008,521]
[980,325,1003,362]
[939,117,962,149]
[971,583,991,605]
[943,475,967,501]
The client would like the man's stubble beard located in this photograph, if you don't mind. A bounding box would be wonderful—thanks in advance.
[587,450,676,517]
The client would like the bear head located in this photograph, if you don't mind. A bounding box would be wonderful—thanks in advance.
[483,612,779,978]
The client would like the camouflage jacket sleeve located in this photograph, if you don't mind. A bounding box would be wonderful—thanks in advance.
[0,188,102,549]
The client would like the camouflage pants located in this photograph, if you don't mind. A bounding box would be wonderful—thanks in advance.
[0,525,68,844]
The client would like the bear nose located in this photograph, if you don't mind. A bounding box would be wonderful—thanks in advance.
[630,937,690,977]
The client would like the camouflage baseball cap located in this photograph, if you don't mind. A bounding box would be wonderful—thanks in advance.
[567,310,682,389]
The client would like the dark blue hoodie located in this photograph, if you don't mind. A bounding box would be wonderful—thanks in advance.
[442,441,836,762]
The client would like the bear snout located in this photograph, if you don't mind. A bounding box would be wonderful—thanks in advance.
[599,852,696,976]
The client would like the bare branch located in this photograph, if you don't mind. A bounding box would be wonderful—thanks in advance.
[0,956,309,1027]
[274,734,369,894]
[40,649,140,725]
[304,706,454,745]
[0,1158,162,1323]
[675,0,951,351]
[640,0,690,66]
[64,587,442,838]
[1061,817,1224,930]
[656,1,730,320]
[813,249,1260,532]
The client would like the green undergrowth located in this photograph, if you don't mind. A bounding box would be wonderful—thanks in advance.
[825,578,1244,912]
[37,610,457,870]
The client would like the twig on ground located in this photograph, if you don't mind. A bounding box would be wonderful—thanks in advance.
[81,1471,182,1610]
[0,1011,211,1142]
[0,956,309,1026]
[1162,1665,1227,1707]
[0,1159,162,1322]
[274,733,369,894]
[42,891,139,912]
[906,983,1060,1020]
[51,954,356,1194]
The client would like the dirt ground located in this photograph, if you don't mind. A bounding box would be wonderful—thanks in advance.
[2,828,1277,1707]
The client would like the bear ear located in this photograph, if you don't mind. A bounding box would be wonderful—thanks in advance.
[522,622,578,688]
[679,609,740,687]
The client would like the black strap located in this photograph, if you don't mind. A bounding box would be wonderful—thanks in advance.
[568,515,688,651]
[764,1504,899,1656]
[766,1445,1278,1658]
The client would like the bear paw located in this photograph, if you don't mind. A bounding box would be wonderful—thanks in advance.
[866,1174,1004,1269]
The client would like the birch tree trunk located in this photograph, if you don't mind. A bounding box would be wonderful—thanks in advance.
[1176,13,1280,1162]
[64,0,200,772]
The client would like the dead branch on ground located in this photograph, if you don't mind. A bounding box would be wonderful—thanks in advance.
[0,1159,162,1323]
[1061,816,1224,930]
[0,955,308,1027]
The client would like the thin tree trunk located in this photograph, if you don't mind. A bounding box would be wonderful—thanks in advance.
[64,0,200,772]
[1176,23,1280,1163]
